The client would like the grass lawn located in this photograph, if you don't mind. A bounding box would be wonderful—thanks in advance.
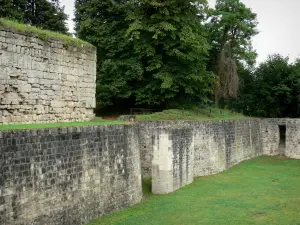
[0,117,125,131]
[136,107,247,121]
[89,156,300,225]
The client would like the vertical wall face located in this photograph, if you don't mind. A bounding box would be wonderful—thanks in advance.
[0,125,142,225]
[193,122,226,176]
[0,27,96,124]
[152,127,194,194]
[193,120,263,177]
[261,119,282,155]
[286,119,300,159]
[139,119,263,179]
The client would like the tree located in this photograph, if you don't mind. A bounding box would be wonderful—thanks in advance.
[207,0,258,104]
[236,55,300,118]
[126,0,214,106]
[75,0,215,107]
[0,0,27,21]
[75,0,143,106]
[0,0,68,34]
[27,0,68,33]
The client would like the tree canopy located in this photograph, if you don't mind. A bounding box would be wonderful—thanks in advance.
[0,0,68,33]
[232,55,300,118]
[207,0,258,103]
[75,0,215,107]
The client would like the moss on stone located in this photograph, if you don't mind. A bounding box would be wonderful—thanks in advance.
[0,18,95,50]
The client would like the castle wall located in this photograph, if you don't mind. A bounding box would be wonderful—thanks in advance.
[0,125,142,225]
[0,26,96,124]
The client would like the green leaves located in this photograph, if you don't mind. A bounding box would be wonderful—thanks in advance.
[235,54,300,118]
[76,0,214,107]
[1,0,68,34]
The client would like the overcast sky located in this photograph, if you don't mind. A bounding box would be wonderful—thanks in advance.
[61,0,300,64]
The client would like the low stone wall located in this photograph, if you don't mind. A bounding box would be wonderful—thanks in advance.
[139,119,263,179]
[193,119,262,177]
[0,125,142,225]
[0,25,96,124]
[262,118,300,159]
[1,118,300,224]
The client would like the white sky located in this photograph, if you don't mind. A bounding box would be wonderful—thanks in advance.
[61,0,300,64]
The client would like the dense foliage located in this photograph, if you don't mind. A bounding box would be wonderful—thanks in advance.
[232,55,300,118]
[206,0,258,103]
[75,0,215,107]
[0,0,68,33]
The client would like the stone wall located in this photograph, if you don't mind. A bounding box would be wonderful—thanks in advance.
[139,119,263,178]
[193,119,262,177]
[0,25,96,124]
[0,125,142,225]
[2,118,300,224]
[262,118,300,159]
[152,127,194,194]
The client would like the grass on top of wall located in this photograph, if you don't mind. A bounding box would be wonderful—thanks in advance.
[0,18,94,49]
[136,106,247,121]
[89,156,300,225]
[0,117,125,131]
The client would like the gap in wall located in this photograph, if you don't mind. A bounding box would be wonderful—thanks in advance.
[278,125,286,152]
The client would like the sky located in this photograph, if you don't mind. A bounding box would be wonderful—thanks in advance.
[61,0,300,64]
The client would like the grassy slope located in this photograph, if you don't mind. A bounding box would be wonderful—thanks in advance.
[89,156,300,225]
[0,118,125,131]
[137,107,247,121]
[0,18,94,48]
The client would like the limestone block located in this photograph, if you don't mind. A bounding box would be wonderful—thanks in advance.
[152,127,194,194]
[1,92,20,105]
[18,83,32,93]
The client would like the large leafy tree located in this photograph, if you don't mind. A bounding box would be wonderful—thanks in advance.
[207,0,258,103]
[237,55,300,118]
[0,0,68,34]
[0,0,27,21]
[75,0,143,106]
[75,0,214,107]
[126,0,214,105]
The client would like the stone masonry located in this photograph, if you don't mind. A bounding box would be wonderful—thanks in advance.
[0,25,96,124]
[1,119,300,224]
[0,125,142,225]
[152,127,194,194]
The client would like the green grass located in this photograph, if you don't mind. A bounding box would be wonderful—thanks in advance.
[137,107,247,121]
[0,18,94,49]
[89,156,300,225]
[0,117,125,131]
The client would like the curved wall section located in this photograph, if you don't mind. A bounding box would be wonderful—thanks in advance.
[0,125,142,225]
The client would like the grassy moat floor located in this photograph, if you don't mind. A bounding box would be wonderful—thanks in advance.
[89,156,300,225]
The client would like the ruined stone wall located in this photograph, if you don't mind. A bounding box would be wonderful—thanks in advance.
[262,118,300,159]
[2,119,300,224]
[0,125,142,225]
[193,119,262,177]
[0,26,96,124]
[139,119,263,178]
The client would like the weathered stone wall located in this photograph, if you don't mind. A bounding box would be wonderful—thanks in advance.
[262,118,300,159]
[139,119,263,178]
[0,26,96,124]
[261,118,286,155]
[193,119,262,177]
[152,127,194,194]
[0,125,142,225]
[2,118,300,224]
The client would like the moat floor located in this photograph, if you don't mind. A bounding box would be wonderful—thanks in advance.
[89,156,300,225]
